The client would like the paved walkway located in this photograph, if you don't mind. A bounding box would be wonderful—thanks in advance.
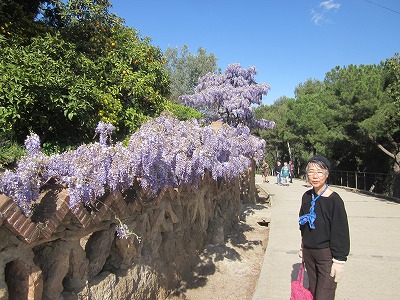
[252,175,400,300]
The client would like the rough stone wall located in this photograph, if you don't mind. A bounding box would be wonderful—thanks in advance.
[0,167,255,300]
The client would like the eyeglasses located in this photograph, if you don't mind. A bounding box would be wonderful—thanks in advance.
[307,170,326,177]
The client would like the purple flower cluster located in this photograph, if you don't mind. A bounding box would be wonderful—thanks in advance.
[0,133,47,215]
[115,223,130,239]
[24,132,42,155]
[46,143,114,208]
[95,121,116,146]
[0,114,265,216]
[179,63,275,130]
[115,222,141,242]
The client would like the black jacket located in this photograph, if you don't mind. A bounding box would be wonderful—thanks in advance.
[299,190,350,261]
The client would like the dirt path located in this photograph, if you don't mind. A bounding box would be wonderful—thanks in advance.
[169,186,270,300]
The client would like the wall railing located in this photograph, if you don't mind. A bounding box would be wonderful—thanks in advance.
[328,170,390,196]
[256,166,391,197]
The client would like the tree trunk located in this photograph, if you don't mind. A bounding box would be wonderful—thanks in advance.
[393,153,400,198]
[287,141,292,161]
[367,134,400,198]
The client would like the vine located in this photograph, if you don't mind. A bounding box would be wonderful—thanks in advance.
[0,114,266,226]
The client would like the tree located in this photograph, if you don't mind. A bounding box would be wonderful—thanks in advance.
[163,45,218,102]
[0,0,51,42]
[385,53,400,110]
[58,0,124,58]
[253,97,292,165]
[294,78,325,98]
[358,54,400,197]
[179,63,275,130]
[323,63,390,171]
[289,80,345,158]
[290,62,397,195]
[0,0,170,155]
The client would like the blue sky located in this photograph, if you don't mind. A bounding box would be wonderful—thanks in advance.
[110,0,400,105]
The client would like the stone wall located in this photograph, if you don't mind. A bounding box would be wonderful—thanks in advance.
[0,167,255,300]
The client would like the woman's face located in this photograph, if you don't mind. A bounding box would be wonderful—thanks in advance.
[306,162,328,190]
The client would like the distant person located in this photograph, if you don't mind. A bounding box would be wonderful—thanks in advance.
[298,155,350,299]
[273,161,282,185]
[281,162,290,186]
[289,160,294,183]
[261,161,270,183]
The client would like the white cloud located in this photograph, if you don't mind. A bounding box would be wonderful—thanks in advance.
[311,0,341,25]
[320,0,341,11]
[311,9,324,24]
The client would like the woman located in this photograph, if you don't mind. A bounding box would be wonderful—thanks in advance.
[261,161,270,183]
[273,161,282,185]
[281,161,290,186]
[299,155,350,300]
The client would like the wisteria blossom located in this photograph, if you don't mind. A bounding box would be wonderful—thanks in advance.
[179,63,275,130]
[0,133,47,215]
[0,114,266,221]
[115,222,141,242]
[24,132,42,155]
[95,121,116,146]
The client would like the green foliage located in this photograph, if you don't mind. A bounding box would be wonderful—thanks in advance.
[58,0,170,134]
[0,0,53,43]
[163,101,203,121]
[294,78,325,98]
[253,97,292,163]
[59,0,124,58]
[0,33,96,143]
[255,56,399,178]
[0,0,170,153]
[88,25,170,136]
[323,63,391,170]
[164,45,218,101]
[288,86,343,157]
[0,137,26,169]
[384,53,400,106]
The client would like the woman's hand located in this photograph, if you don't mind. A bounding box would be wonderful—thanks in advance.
[330,258,345,282]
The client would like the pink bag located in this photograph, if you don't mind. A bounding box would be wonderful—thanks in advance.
[290,263,313,300]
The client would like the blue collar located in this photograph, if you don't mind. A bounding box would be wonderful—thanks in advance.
[299,184,329,229]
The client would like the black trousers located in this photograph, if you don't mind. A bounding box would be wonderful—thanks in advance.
[303,247,337,300]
